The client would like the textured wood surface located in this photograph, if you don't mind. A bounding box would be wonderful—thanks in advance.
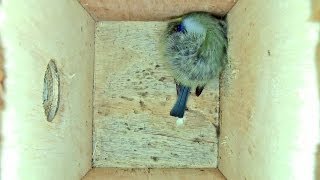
[93,21,220,168]
[82,168,226,180]
[219,0,320,180]
[79,0,237,21]
[1,0,95,179]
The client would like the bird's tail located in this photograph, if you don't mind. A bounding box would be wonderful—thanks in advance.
[170,85,191,118]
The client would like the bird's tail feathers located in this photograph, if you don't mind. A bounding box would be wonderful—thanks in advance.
[170,85,191,118]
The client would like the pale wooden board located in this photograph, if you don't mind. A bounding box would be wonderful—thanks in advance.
[93,21,220,168]
[79,0,238,21]
[219,0,320,180]
[1,0,95,179]
[82,168,226,180]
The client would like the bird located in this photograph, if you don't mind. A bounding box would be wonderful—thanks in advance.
[161,12,228,118]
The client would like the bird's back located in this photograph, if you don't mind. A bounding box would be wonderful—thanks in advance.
[163,12,227,88]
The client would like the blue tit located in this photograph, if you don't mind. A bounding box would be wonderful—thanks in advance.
[162,12,228,118]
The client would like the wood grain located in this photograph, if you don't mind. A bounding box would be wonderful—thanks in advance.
[219,0,320,180]
[93,21,220,168]
[79,0,237,21]
[1,0,95,179]
[82,168,226,180]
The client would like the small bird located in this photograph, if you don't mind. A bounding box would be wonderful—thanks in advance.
[162,12,227,118]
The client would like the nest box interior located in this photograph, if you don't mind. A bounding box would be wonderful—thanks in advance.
[1,0,320,180]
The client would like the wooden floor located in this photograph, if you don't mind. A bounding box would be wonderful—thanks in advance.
[93,21,220,168]
[82,168,226,180]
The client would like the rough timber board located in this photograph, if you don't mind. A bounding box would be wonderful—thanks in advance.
[79,0,238,21]
[82,168,226,180]
[93,21,220,168]
[1,0,95,179]
[219,0,320,179]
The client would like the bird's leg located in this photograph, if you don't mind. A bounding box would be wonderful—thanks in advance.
[195,86,205,97]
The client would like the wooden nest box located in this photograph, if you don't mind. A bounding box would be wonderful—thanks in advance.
[1,0,320,179]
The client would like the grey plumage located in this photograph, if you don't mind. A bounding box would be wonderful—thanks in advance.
[162,12,228,118]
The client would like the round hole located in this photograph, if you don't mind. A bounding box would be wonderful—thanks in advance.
[43,59,60,122]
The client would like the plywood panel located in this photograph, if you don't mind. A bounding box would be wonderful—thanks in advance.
[1,0,95,179]
[79,0,237,21]
[82,168,226,180]
[219,0,320,180]
[93,21,220,168]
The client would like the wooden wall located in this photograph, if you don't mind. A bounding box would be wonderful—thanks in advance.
[79,0,238,21]
[83,168,226,180]
[1,0,95,179]
[219,0,320,179]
